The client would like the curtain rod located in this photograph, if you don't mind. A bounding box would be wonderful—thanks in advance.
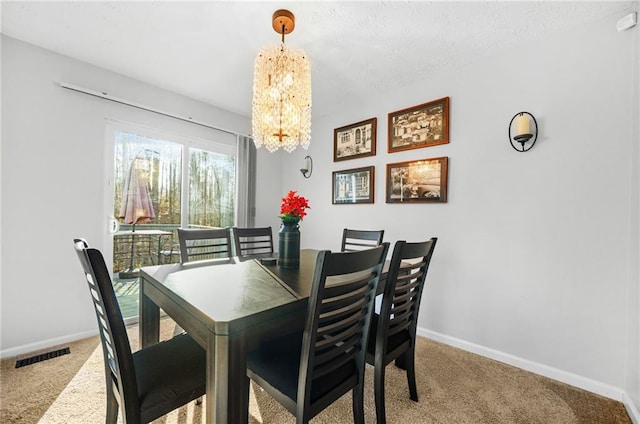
[59,81,250,138]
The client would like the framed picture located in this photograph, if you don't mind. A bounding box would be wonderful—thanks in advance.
[386,157,448,203]
[388,97,450,153]
[333,118,377,161]
[332,166,375,204]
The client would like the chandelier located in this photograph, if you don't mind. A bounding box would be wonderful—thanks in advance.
[252,9,312,153]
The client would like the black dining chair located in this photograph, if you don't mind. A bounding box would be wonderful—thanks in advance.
[72,238,206,424]
[177,227,233,263]
[341,228,385,252]
[366,237,437,424]
[247,243,390,424]
[232,226,274,259]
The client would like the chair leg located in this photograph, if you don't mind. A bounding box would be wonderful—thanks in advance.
[352,383,366,424]
[295,412,309,424]
[406,346,418,402]
[242,375,250,422]
[374,363,387,424]
[394,351,407,370]
[105,387,118,424]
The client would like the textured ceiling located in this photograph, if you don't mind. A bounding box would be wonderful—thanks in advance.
[1,1,633,118]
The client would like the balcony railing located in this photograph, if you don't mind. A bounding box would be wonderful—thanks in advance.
[113,224,180,272]
[113,224,229,272]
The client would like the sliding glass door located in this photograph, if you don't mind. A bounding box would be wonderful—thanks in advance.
[107,122,237,319]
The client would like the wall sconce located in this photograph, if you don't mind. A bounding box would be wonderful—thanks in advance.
[300,155,313,178]
[508,112,538,152]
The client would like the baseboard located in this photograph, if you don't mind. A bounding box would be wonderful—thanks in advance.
[417,327,625,402]
[1,316,140,360]
[623,392,640,424]
[0,328,98,360]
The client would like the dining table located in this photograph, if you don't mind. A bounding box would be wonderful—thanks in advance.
[139,248,390,424]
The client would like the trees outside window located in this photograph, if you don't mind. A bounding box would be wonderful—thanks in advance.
[113,130,236,272]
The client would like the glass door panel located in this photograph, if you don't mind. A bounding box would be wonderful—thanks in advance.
[188,148,236,228]
[112,131,183,319]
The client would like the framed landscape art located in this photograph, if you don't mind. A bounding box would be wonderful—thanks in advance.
[386,157,448,203]
[388,97,449,153]
[333,118,377,161]
[332,166,375,204]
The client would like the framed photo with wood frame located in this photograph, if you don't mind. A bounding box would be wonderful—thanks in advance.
[386,157,448,203]
[333,118,377,161]
[388,97,449,153]
[332,166,375,204]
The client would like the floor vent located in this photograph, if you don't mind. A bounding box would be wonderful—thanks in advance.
[15,347,70,368]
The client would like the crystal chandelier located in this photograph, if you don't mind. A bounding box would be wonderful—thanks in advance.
[252,9,312,153]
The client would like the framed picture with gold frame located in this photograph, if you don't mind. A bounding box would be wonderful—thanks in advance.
[388,97,449,153]
[332,166,375,204]
[333,118,377,161]
[386,157,448,203]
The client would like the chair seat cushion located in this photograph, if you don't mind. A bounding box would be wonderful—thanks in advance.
[247,331,356,404]
[367,314,411,355]
[133,333,206,422]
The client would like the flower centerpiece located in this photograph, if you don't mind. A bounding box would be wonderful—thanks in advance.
[278,190,310,268]
[280,190,310,224]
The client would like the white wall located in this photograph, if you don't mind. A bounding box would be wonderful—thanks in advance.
[254,148,285,237]
[0,36,282,356]
[625,3,640,417]
[283,10,639,405]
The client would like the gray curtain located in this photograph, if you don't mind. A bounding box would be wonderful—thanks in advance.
[236,135,257,227]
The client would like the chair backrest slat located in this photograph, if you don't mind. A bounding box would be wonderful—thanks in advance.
[312,347,359,379]
[340,228,384,252]
[232,227,274,258]
[316,313,364,343]
[392,286,419,304]
[177,228,232,263]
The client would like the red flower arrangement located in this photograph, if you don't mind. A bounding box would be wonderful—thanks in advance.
[280,190,310,223]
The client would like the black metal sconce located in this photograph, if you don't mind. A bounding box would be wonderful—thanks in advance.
[508,111,538,152]
[300,155,313,178]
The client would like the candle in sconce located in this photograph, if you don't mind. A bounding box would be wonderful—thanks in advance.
[515,113,531,135]
[509,111,538,152]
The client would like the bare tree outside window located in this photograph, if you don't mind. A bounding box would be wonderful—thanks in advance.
[113,131,236,272]
[188,148,235,228]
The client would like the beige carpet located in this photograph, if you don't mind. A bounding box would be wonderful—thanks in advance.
[1,318,631,424]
